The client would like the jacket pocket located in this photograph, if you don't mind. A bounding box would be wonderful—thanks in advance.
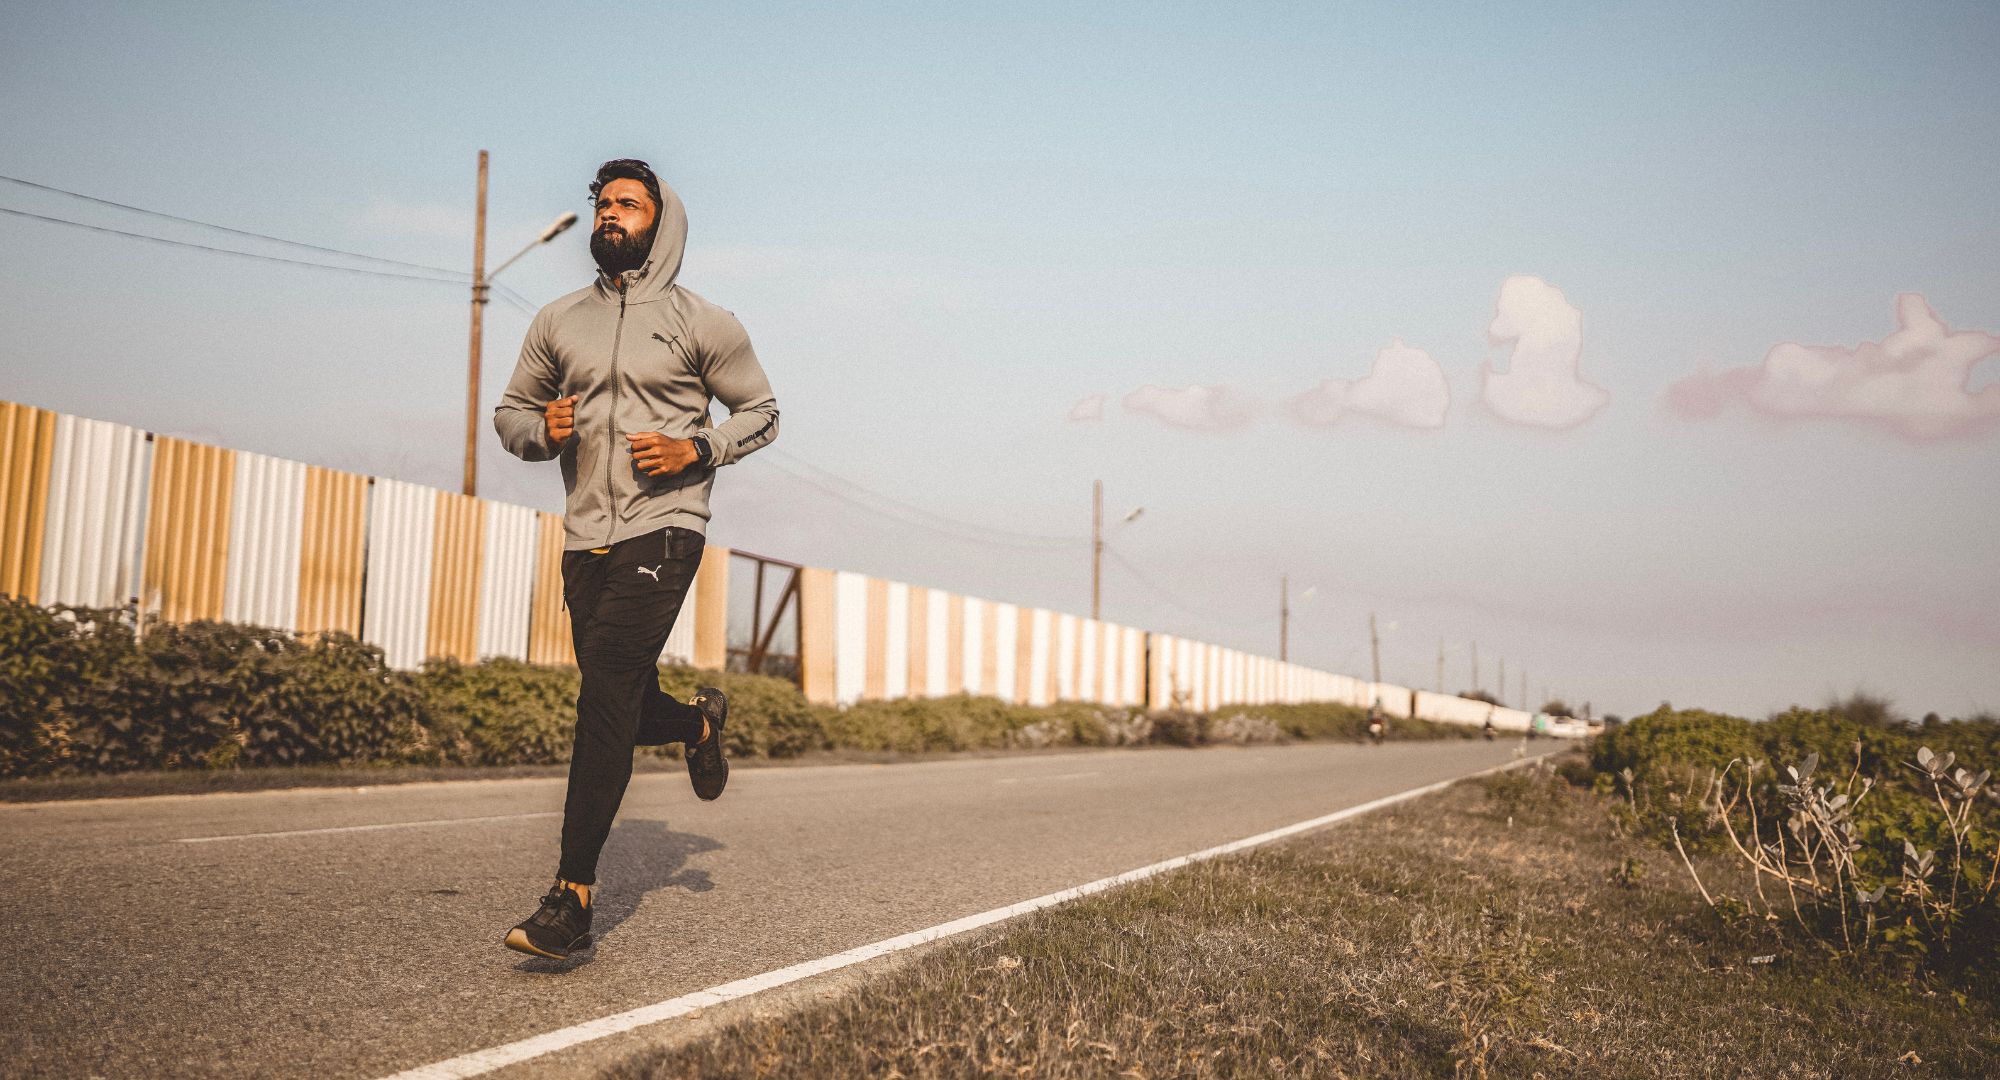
[662,526,705,561]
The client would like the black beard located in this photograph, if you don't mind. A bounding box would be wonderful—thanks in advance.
[590,223,654,276]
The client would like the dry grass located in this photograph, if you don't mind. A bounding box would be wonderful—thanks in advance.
[609,757,2000,1079]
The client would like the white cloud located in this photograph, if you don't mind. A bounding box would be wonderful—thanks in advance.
[1121,384,1256,432]
[1480,275,1610,428]
[1064,394,1105,422]
[1290,338,1449,429]
[1665,294,2000,441]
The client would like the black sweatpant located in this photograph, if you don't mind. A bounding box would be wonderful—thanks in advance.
[557,525,709,885]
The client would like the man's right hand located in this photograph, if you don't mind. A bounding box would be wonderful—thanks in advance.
[544,395,578,447]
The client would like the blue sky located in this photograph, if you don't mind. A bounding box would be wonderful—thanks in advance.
[3,1,1997,718]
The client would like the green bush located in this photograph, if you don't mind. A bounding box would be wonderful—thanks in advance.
[0,597,114,775]
[1584,700,2000,991]
[17,617,426,773]
[1481,761,1569,824]
[1591,705,1759,782]
[245,632,425,766]
[823,694,1044,753]
[413,658,577,766]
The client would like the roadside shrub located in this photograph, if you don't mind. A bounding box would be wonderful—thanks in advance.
[51,620,423,772]
[0,597,103,775]
[1591,706,1758,850]
[413,658,577,766]
[1144,709,1205,747]
[824,694,1038,753]
[1687,745,1996,989]
[71,620,288,771]
[1587,698,2000,991]
[1591,705,1758,782]
[248,632,425,766]
[1481,760,1569,824]
[1035,701,1149,747]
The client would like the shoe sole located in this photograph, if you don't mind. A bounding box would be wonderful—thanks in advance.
[503,927,593,960]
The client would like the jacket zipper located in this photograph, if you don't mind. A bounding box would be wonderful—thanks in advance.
[604,288,627,548]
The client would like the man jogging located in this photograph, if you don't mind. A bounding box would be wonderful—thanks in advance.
[493,158,779,960]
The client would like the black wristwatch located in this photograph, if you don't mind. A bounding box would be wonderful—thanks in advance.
[692,433,715,465]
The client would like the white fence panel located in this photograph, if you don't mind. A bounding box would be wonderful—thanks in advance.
[925,589,949,697]
[477,501,537,661]
[990,602,1017,704]
[363,479,435,670]
[832,571,869,705]
[223,451,305,630]
[39,414,148,607]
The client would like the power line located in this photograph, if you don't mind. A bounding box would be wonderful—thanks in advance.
[492,283,542,317]
[0,204,471,285]
[749,452,1088,553]
[1102,546,1235,629]
[0,173,468,277]
[757,447,1089,548]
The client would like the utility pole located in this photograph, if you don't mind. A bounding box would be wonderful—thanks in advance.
[464,149,489,497]
[1279,574,1289,662]
[1471,641,1478,692]
[1091,479,1102,620]
[1368,612,1381,686]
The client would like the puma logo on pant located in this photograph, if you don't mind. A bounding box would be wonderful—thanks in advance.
[637,565,661,581]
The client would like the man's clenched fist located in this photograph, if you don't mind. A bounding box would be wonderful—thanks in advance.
[543,395,577,447]
[626,431,698,477]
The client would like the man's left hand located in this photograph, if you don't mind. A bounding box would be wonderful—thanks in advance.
[626,432,698,477]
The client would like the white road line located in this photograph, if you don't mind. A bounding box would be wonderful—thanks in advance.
[376,753,1542,1080]
[173,812,558,844]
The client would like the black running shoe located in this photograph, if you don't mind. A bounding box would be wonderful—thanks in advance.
[687,686,729,801]
[504,881,593,959]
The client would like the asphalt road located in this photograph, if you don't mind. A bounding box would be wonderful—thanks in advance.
[0,738,1556,1079]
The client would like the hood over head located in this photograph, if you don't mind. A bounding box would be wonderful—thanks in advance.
[596,166,687,305]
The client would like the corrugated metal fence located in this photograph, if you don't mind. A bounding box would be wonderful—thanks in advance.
[0,400,1553,732]
[1,401,716,672]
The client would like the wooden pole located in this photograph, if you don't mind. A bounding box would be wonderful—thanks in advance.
[1369,612,1381,686]
[1279,574,1289,662]
[463,150,488,497]
[1090,479,1102,620]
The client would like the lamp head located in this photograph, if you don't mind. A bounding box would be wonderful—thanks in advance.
[540,211,579,243]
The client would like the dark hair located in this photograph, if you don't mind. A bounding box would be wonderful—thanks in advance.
[589,159,662,211]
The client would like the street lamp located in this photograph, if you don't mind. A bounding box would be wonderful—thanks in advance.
[463,149,580,496]
[489,211,580,279]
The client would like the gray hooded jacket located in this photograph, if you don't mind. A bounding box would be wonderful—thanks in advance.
[494,177,778,550]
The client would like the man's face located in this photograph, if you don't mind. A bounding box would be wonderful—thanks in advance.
[590,178,658,275]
